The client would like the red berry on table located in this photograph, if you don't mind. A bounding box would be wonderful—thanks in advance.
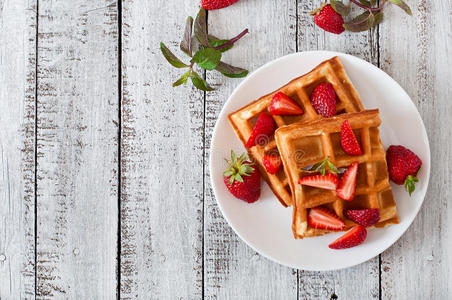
[340,120,363,155]
[386,145,422,196]
[263,153,282,175]
[310,82,337,117]
[345,209,380,227]
[299,173,338,190]
[245,112,275,148]
[201,0,239,10]
[223,150,260,203]
[336,161,359,201]
[328,225,367,250]
[308,207,346,231]
[311,4,345,35]
[269,92,304,115]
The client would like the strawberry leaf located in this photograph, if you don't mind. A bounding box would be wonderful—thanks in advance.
[194,8,211,47]
[180,16,194,57]
[387,0,412,16]
[357,0,371,6]
[192,48,222,70]
[160,42,189,68]
[330,0,351,16]
[343,11,375,32]
[215,61,248,78]
[190,71,214,91]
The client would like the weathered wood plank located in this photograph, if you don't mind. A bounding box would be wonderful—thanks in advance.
[120,1,204,298]
[380,1,452,298]
[36,1,118,298]
[204,2,298,299]
[297,2,379,299]
[0,0,36,298]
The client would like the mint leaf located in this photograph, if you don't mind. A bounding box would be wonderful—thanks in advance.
[194,8,210,47]
[208,35,233,53]
[343,11,375,32]
[173,70,190,87]
[330,0,351,16]
[180,16,193,57]
[192,48,222,70]
[190,71,214,91]
[372,10,384,27]
[215,62,248,78]
[387,0,412,16]
[160,42,189,68]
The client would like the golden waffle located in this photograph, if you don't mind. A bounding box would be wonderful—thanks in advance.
[275,110,399,238]
[228,56,364,207]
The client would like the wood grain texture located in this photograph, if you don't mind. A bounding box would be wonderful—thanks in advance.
[380,1,452,298]
[120,1,204,298]
[204,1,298,299]
[36,1,118,298]
[0,0,36,298]
[297,2,380,299]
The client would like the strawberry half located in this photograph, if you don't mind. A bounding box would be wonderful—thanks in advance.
[345,209,380,227]
[298,173,338,190]
[308,207,346,231]
[201,0,240,10]
[269,92,304,115]
[245,112,275,148]
[263,154,282,175]
[336,162,359,201]
[340,120,363,155]
[310,82,337,117]
[329,225,367,249]
[223,150,261,203]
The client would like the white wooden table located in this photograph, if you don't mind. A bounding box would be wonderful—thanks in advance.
[0,0,450,299]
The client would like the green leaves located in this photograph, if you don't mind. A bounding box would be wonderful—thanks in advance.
[387,0,412,16]
[215,62,248,78]
[160,42,189,68]
[343,11,375,32]
[180,16,193,56]
[330,0,351,16]
[192,48,222,70]
[160,7,249,91]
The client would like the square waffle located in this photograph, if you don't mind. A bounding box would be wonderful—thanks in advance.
[275,109,399,238]
[228,56,364,207]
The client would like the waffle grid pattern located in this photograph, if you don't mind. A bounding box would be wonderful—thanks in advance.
[228,56,364,207]
[275,110,399,238]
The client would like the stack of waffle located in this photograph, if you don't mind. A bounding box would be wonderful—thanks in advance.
[228,56,399,238]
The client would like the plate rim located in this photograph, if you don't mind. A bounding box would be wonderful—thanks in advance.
[209,50,431,271]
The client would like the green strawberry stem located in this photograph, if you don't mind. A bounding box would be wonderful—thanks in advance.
[349,0,386,12]
[213,29,249,51]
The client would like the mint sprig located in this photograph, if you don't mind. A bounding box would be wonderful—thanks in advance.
[160,8,249,91]
[329,0,412,33]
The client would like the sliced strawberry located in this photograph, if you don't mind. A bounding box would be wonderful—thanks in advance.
[345,209,380,227]
[298,173,338,190]
[308,207,346,231]
[263,154,282,174]
[329,225,367,249]
[269,92,304,115]
[245,112,275,148]
[340,120,363,155]
[336,162,358,201]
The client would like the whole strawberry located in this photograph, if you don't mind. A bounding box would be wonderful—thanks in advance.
[386,145,422,196]
[202,0,239,10]
[310,82,337,117]
[223,150,261,203]
[311,4,345,35]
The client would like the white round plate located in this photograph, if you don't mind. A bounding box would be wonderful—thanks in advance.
[209,51,430,271]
